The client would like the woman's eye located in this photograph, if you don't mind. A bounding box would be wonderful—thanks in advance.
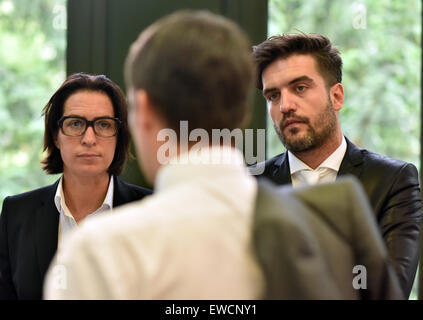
[98,121,111,129]
[69,120,83,127]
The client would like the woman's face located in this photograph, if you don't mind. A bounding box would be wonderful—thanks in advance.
[54,90,117,179]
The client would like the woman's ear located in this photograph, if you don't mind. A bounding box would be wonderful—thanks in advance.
[53,131,60,149]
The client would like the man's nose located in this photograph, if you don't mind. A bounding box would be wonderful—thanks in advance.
[280,90,297,114]
[81,125,97,146]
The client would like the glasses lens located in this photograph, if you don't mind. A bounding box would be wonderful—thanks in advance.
[94,118,118,137]
[62,117,86,136]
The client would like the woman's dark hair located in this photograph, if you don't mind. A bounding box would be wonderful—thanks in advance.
[41,73,130,176]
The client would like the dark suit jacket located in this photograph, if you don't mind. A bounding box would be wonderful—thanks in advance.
[0,176,152,300]
[257,137,422,298]
[253,177,404,299]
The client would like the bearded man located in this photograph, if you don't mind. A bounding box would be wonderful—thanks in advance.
[252,33,422,299]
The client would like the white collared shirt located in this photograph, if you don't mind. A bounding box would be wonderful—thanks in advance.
[288,136,347,187]
[54,175,114,248]
[45,147,264,299]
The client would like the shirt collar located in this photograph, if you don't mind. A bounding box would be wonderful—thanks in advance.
[155,146,247,192]
[54,175,114,217]
[288,136,347,174]
[103,175,114,208]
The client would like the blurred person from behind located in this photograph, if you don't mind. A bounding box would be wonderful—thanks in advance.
[44,10,264,299]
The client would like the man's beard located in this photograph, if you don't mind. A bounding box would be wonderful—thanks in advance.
[274,99,337,153]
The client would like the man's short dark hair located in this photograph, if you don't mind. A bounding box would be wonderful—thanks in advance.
[252,33,343,90]
[41,73,130,175]
[125,10,254,134]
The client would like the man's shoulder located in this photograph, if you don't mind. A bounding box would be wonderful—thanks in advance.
[81,183,230,246]
[352,144,416,172]
[83,192,164,237]
[343,142,419,189]
[68,193,176,268]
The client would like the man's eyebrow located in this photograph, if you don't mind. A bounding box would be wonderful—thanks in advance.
[288,75,314,86]
[262,75,315,96]
[262,87,278,97]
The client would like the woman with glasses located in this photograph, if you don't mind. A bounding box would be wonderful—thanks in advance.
[0,73,152,300]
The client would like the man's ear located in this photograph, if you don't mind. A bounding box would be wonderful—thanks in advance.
[134,90,156,130]
[330,83,344,111]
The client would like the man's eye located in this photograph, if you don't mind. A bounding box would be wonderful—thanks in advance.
[296,85,307,93]
[267,93,280,102]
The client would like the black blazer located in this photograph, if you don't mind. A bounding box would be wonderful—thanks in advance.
[0,176,152,300]
[254,177,403,299]
[258,137,422,298]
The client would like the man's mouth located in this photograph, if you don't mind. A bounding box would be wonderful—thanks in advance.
[282,118,307,129]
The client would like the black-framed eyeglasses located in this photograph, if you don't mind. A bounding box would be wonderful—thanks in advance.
[57,116,121,137]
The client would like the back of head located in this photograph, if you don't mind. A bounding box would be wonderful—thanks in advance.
[125,10,254,134]
[252,33,342,90]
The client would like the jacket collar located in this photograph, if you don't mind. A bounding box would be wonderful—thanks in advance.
[337,137,364,178]
[112,176,134,207]
[272,152,292,185]
[272,137,364,183]
[35,179,60,280]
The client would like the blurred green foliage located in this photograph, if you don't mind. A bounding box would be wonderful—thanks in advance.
[0,0,65,210]
[267,0,421,172]
[268,0,421,300]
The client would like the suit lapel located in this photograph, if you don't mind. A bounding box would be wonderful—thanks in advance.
[272,152,292,185]
[113,176,131,207]
[337,138,364,180]
[35,180,59,280]
[271,139,363,184]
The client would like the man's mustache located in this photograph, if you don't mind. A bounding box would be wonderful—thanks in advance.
[280,113,310,129]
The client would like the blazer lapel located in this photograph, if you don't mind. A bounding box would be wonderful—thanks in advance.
[271,139,363,184]
[272,152,292,185]
[337,137,364,180]
[113,176,132,207]
[35,181,59,279]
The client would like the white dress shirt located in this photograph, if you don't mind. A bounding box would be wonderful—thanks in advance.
[44,147,264,299]
[289,136,347,187]
[54,175,114,248]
